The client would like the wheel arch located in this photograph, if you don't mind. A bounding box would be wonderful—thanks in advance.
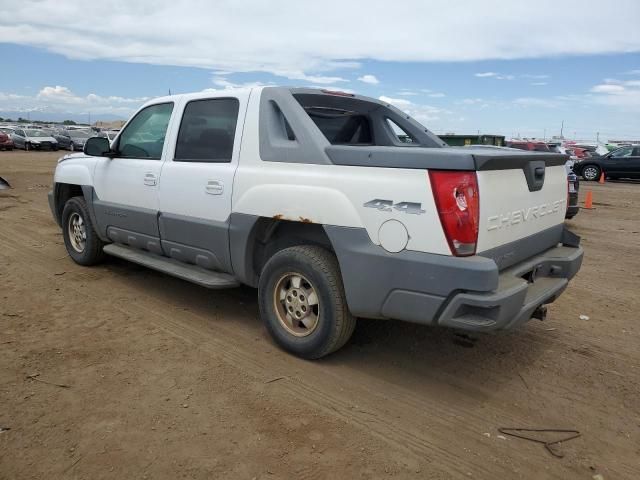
[229,214,335,287]
[52,183,106,241]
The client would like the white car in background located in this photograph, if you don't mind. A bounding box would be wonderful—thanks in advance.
[11,128,58,151]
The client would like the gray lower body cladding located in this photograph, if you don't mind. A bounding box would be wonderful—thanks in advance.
[47,190,58,225]
[324,225,583,331]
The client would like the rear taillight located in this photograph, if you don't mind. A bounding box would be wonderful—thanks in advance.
[429,170,479,256]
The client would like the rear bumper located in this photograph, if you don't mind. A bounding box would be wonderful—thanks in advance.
[566,204,580,219]
[436,244,583,331]
[325,224,583,332]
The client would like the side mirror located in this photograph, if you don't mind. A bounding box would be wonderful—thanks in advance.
[84,136,113,157]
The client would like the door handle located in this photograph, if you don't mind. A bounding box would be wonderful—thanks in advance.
[143,172,157,186]
[205,180,224,195]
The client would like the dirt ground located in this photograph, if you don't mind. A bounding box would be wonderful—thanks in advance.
[0,150,638,480]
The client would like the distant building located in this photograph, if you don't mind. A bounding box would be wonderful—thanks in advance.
[437,134,505,147]
[93,120,126,130]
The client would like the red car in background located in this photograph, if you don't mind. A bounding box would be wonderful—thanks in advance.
[506,141,551,152]
[0,131,14,150]
[565,147,590,159]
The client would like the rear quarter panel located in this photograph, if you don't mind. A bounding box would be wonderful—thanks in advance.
[233,90,450,254]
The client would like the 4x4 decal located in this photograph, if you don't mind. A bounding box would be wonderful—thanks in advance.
[363,199,425,214]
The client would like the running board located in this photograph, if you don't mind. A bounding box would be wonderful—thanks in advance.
[103,244,240,289]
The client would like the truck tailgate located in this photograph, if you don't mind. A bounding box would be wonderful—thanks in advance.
[474,154,568,253]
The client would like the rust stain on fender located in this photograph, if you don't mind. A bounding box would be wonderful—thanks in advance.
[299,216,313,223]
[272,214,284,220]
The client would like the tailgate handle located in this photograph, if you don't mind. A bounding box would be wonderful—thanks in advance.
[524,161,546,192]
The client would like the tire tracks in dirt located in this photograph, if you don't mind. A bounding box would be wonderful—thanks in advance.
[0,230,538,479]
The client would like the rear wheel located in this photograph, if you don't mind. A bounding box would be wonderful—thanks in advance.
[582,164,601,181]
[62,197,105,266]
[258,245,355,359]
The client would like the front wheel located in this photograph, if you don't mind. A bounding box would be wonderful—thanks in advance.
[582,165,601,181]
[258,245,356,359]
[61,197,105,266]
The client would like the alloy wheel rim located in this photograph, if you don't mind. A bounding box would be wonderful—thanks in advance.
[584,167,598,180]
[273,273,320,337]
[68,212,87,253]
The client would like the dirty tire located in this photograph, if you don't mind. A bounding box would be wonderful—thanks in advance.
[258,245,356,359]
[62,196,106,266]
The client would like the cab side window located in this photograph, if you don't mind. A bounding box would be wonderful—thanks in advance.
[174,98,240,162]
[117,103,174,159]
[611,147,633,158]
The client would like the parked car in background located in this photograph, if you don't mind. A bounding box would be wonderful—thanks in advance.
[506,141,551,152]
[0,131,15,150]
[11,128,58,151]
[565,147,591,159]
[97,130,120,142]
[573,145,640,181]
[53,128,92,151]
[570,143,609,156]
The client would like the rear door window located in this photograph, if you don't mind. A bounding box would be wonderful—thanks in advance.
[174,98,240,162]
[611,147,633,158]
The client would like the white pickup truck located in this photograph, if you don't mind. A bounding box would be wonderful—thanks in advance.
[49,87,583,359]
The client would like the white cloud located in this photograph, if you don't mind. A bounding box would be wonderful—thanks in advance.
[397,91,419,96]
[521,74,550,79]
[0,85,147,116]
[357,74,380,84]
[428,93,446,98]
[458,98,485,105]
[0,0,639,80]
[379,95,446,124]
[379,96,412,107]
[591,84,625,93]
[475,72,498,78]
[474,72,514,80]
[589,79,640,109]
[531,82,548,86]
[279,72,347,84]
[211,77,271,89]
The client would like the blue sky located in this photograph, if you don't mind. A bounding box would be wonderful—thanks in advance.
[1,0,640,141]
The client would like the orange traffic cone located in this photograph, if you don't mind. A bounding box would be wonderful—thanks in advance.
[599,172,605,184]
[584,190,594,209]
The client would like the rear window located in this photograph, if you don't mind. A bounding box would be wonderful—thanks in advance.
[293,92,427,147]
[305,107,372,145]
